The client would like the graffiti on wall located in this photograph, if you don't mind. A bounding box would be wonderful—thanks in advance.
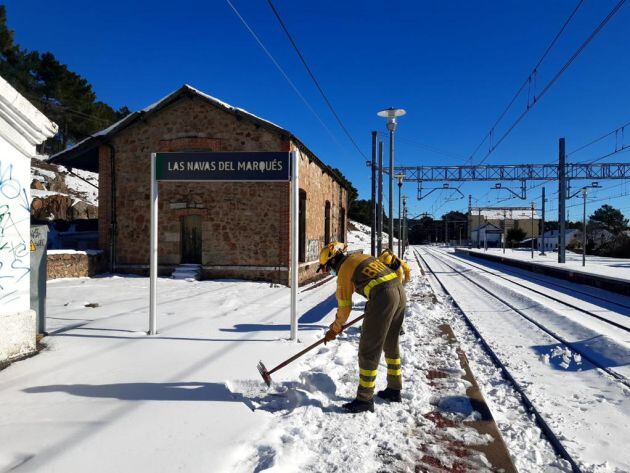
[0,159,31,306]
[306,239,320,263]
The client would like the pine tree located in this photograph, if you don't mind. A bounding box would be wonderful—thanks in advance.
[0,5,129,153]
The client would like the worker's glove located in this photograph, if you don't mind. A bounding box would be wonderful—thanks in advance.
[324,328,339,344]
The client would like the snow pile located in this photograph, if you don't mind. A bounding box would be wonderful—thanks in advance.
[47,249,102,256]
[224,264,500,472]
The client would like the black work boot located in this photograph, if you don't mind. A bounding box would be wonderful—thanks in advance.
[376,387,402,403]
[342,398,374,413]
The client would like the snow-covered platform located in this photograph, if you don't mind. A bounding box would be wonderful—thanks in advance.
[0,268,519,471]
[456,247,630,296]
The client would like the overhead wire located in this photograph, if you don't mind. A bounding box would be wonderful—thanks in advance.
[265,0,367,160]
[473,0,626,166]
[225,0,343,149]
[466,0,586,165]
[567,119,630,157]
[437,0,590,213]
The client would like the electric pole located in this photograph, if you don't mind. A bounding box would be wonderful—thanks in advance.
[558,138,567,263]
[377,140,384,255]
[540,187,546,255]
[370,131,377,257]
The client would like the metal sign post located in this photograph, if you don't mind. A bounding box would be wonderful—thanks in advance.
[149,153,158,335]
[290,151,299,341]
[148,151,294,337]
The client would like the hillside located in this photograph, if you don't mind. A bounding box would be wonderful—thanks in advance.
[347,219,398,253]
[30,157,98,221]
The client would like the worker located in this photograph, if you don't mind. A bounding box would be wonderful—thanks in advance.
[317,242,407,413]
[378,249,411,285]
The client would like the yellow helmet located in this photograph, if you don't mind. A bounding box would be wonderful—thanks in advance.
[378,249,394,265]
[317,242,347,272]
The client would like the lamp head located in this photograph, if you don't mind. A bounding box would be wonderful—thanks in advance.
[377,108,406,132]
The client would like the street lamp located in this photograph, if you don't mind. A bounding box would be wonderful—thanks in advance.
[581,188,588,267]
[531,202,535,259]
[402,195,408,253]
[377,107,406,251]
[568,181,599,267]
[395,173,405,258]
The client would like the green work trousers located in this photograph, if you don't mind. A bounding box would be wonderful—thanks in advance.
[356,281,406,401]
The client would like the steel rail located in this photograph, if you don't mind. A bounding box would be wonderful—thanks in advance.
[412,248,582,473]
[445,249,630,311]
[421,247,630,389]
[429,248,630,332]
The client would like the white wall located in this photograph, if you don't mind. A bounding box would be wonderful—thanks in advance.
[0,74,57,362]
[0,136,36,361]
[0,138,32,313]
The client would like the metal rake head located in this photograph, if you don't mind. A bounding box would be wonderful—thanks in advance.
[257,361,272,387]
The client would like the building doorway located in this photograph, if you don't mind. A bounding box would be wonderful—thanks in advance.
[181,215,202,264]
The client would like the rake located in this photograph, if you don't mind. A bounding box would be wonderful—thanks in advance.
[257,313,366,387]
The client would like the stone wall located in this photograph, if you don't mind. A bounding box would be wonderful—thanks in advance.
[99,93,347,285]
[47,251,106,279]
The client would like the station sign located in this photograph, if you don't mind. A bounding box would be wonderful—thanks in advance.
[155,151,290,182]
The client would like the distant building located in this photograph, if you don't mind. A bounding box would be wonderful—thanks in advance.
[469,207,540,243]
[471,223,502,247]
[536,229,580,252]
[51,85,349,284]
[0,75,57,363]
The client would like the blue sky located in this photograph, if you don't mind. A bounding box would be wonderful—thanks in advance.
[6,0,630,221]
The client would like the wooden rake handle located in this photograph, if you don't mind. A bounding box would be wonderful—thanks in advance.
[267,314,366,376]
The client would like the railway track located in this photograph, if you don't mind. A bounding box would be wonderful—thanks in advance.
[426,247,630,333]
[413,247,630,473]
[449,249,630,311]
[419,247,629,388]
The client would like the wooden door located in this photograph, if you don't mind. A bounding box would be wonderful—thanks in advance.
[181,215,202,264]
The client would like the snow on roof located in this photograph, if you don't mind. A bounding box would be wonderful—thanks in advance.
[51,84,289,160]
[48,84,352,190]
[169,85,286,131]
[472,208,540,220]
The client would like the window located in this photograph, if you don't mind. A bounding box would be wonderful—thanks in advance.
[299,190,307,263]
[324,201,331,244]
[338,207,346,243]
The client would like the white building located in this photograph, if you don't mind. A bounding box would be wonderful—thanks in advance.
[0,75,57,363]
[537,229,580,252]
[471,222,502,247]
[469,207,540,241]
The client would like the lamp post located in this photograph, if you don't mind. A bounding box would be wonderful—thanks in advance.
[395,173,404,258]
[531,202,535,259]
[402,195,408,255]
[568,181,599,267]
[377,107,406,251]
[582,188,587,267]
[540,187,546,256]
[502,209,507,254]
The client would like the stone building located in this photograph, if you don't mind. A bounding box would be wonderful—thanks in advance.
[51,85,349,284]
[0,75,57,364]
